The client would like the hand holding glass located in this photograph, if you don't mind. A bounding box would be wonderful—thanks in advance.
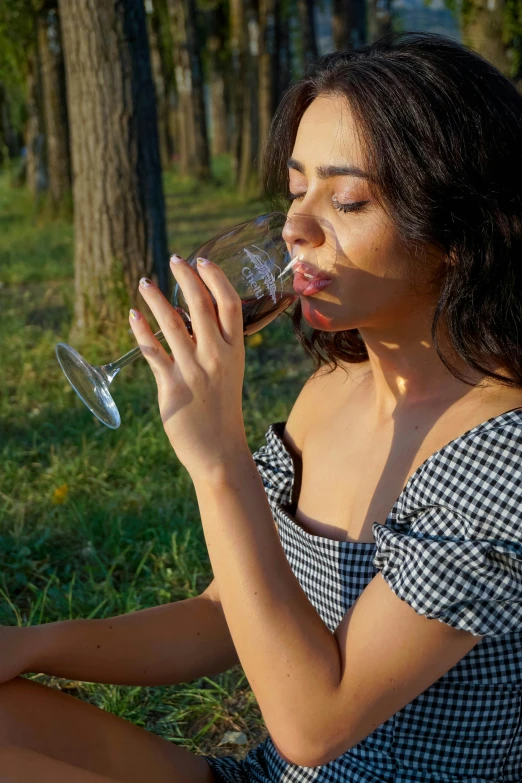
[55,211,337,429]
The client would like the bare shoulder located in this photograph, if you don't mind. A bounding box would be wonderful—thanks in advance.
[283,360,371,458]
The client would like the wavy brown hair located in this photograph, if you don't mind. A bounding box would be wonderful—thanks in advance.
[261,31,522,388]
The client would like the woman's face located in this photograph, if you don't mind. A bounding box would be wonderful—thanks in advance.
[283,94,442,333]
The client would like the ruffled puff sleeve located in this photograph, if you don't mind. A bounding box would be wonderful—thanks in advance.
[372,512,522,638]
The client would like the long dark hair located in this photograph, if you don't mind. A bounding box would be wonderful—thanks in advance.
[262,31,522,389]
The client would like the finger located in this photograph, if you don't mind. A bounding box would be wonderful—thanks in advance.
[137,276,195,368]
[170,255,225,346]
[189,256,243,346]
[128,305,174,383]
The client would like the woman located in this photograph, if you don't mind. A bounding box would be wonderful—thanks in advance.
[1,30,522,782]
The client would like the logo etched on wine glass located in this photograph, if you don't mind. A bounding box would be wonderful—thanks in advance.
[241,245,282,304]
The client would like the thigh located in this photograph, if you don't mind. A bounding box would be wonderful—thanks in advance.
[0,677,216,783]
[0,746,127,782]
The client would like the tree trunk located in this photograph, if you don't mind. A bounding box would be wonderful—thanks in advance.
[167,0,210,181]
[37,7,71,214]
[297,0,318,69]
[205,5,228,158]
[147,1,172,169]
[229,0,243,184]
[230,0,259,195]
[58,0,169,336]
[0,84,20,161]
[25,51,48,196]
[367,0,393,44]
[333,0,366,49]
[273,0,291,110]
[258,0,275,180]
[461,0,514,80]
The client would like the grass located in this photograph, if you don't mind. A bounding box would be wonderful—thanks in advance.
[0,159,314,761]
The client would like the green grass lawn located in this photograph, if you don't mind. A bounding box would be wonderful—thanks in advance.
[0,162,314,760]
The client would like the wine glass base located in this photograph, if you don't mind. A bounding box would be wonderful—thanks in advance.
[55,343,121,429]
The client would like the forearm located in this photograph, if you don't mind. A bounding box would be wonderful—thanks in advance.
[23,595,236,686]
[192,451,342,763]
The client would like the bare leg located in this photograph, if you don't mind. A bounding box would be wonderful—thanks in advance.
[0,677,218,783]
[0,746,127,782]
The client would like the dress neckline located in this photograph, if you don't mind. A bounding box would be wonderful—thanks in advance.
[271,406,522,546]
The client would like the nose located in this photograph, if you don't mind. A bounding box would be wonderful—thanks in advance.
[282,213,326,251]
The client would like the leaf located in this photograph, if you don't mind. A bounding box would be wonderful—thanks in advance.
[217,731,248,746]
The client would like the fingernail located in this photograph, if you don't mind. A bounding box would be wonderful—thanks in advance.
[139,277,153,288]
[170,254,184,264]
[129,309,141,320]
[196,257,211,266]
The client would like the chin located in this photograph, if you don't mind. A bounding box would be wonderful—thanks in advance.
[300,297,356,332]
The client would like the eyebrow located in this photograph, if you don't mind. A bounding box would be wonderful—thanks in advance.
[287,157,370,180]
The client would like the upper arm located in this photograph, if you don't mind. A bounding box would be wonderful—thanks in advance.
[315,572,482,765]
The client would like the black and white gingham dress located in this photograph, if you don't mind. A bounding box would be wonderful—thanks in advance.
[203,409,522,782]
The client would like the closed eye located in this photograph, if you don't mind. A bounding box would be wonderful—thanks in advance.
[287,192,369,215]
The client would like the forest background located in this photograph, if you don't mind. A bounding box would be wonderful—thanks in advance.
[1,0,521,762]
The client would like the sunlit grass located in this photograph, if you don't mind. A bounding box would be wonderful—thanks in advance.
[0,161,313,759]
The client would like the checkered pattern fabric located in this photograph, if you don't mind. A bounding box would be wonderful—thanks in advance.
[204,411,522,782]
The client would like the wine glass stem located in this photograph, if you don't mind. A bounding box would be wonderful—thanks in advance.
[100,330,165,383]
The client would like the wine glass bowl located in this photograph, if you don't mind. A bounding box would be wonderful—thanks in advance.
[55,211,338,429]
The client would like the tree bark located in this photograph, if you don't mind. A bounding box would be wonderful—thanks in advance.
[367,0,393,44]
[229,0,259,194]
[167,0,210,181]
[0,84,20,161]
[273,0,291,110]
[332,0,366,49]
[461,0,514,80]
[58,0,169,336]
[25,51,48,196]
[146,1,172,169]
[229,0,243,184]
[205,4,229,158]
[258,0,275,180]
[297,0,318,69]
[37,7,71,214]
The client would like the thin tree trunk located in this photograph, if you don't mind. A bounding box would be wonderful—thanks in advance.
[168,0,195,177]
[25,51,48,196]
[229,0,243,185]
[297,0,318,69]
[461,0,513,79]
[58,0,169,336]
[37,7,71,213]
[167,0,210,181]
[0,85,20,160]
[367,0,393,44]
[258,0,275,180]
[333,0,366,49]
[273,0,291,111]
[184,0,211,179]
[230,0,259,195]
[147,2,171,168]
[206,5,228,157]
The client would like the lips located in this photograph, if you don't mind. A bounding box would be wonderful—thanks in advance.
[292,264,333,296]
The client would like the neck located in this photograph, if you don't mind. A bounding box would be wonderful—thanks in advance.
[355,305,485,419]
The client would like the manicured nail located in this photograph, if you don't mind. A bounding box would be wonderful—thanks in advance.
[139,277,153,288]
[170,254,184,264]
[196,257,211,266]
[129,309,141,320]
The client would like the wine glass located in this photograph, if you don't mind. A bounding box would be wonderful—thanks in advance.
[55,211,338,429]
